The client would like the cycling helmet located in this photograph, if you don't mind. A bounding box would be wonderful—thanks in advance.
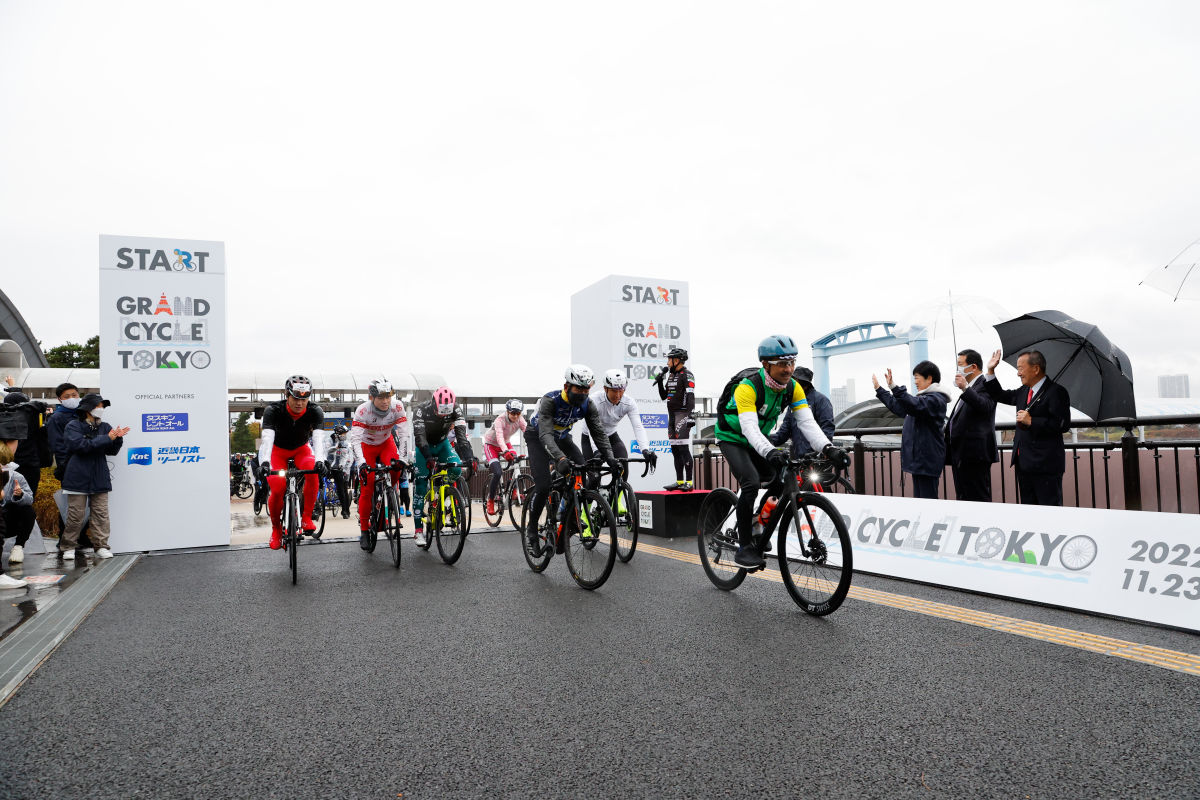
[431,386,457,416]
[368,377,393,397]
[505,399,524,413]
[603,369,628,390]
[285,375,312,399]
[563,364,595,388]
[333,424,348,435]
[757,335,798,361]
[665,347,688,361]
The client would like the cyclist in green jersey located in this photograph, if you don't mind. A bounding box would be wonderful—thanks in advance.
[715,335,851,569]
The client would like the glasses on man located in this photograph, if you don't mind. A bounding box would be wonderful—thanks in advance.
[766,358,796,366]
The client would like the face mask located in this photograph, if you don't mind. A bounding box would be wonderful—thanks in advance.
[567,391,587,407]
[90,406,105,420]
[62,397,80,410]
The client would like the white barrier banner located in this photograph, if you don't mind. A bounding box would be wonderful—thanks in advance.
[570,275,690,492]
[822,494,1199,631]
[99,235,229,552]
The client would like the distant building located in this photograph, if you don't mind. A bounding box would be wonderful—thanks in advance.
[1158,374,1191,398]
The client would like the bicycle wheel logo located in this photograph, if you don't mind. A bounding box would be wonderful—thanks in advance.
[173,249,199,272]
[1058,535,1097,571]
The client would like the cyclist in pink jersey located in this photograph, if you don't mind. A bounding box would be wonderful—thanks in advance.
[482,399,527,515]
[348,377,413,549]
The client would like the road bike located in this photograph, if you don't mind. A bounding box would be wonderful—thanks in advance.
[696,454,853,615]
[421,461,469,565]
[585,455,653,563]
[252,472,269,516]
[359,460,405,568]
[481,455,534,529]
[275,459,324,585]
[521,461,618,590]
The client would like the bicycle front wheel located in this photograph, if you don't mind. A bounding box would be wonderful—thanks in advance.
[614,482,638,563]
[312,495,326,540]
[696,487,746,590]
[565,489,617,590]
[236,479,254,500]
[483,484,504,528]
[385,488,402,569]
[508,474,534,530]
[436,486,468,565]
[778,491,853,615]
[521,490,554,573]
[287,494,300,585]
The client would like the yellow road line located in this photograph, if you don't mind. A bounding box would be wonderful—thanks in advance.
[635,540,1200,677]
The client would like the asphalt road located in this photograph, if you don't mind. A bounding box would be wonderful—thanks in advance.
[2,531,1197,799]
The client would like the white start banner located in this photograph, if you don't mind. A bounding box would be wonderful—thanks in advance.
[570,275,690,493]
[98,234,229,552]
[800,494,1200,632]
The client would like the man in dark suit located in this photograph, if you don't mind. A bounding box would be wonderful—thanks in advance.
[945,349,998,502]
[981,349,1071,506]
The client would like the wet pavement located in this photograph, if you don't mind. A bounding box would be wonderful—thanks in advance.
[0,527,1197,799]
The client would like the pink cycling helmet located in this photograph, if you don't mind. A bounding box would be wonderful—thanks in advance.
[431,386,457,416]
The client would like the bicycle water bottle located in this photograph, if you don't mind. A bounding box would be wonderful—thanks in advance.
[758,496,778,526]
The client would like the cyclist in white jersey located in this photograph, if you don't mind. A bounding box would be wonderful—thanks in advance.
[582,369,658,479]
[348,377,413,549]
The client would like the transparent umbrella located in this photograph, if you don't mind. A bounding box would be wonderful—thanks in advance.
[1139,237,1200,301]
[894,292,1010,355]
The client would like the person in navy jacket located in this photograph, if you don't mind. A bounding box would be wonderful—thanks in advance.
[873,361,950,499]
[981,349,1071,506]
[59,394,130,560]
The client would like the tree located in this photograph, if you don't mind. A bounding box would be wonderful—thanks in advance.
[44,335,99,368]
[230,412,255,453]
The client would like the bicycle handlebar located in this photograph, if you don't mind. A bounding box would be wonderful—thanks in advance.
[360,459,407,475]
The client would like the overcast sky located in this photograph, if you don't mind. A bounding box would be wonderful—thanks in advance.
[2,1,1197,405]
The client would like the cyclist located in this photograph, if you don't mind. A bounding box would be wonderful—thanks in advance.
[258,375,329,550]
[582,370,658,478]
[412,386,468,545]
[655,346,695,490]
[349,378,413,550]
[328,424,353,519]
[524,365,621,552]
[482,399,527,516]
[715,336,851,570]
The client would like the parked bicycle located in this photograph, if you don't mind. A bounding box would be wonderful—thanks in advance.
[585,455,653,563]
[275,458,325,585]
[359,460,405,569]
[420,460,469,565]
[230,469,254,500]
[482,455,534,529]
[696,454,853,615]
[521,461,618,590]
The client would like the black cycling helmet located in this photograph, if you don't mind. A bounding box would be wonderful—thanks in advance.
[333,424,348,435]
[665,347,688,361]
[285,375,313,399]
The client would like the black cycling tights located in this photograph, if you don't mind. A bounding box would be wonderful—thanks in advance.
[719,441,782,546]
[488,460,504,499]
[669,412,694,482]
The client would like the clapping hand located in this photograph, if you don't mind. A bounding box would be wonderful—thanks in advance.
[871,374,881,390]
[987,349,1002,374]
[884,368,894,388]
[109,425,131,440]
[11,479,22,500]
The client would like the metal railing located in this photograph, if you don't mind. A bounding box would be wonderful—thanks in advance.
[692,415,1200,514]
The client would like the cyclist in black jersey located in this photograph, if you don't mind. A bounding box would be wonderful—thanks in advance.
[257,375,329,550]
[655,346,695,490]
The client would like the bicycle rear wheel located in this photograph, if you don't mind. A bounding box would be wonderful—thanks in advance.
[508,474,534,529]
[236,479,254,500]
[614,482,638,563]
[385,488,402,569]
[696,488,746,590]
[436,486,468,565]
[453,475,473,533]
[565,489,617,590]
[520,489,554,573]
[778,491,853,615]
[287,494,300,585]
[312,494,326,540]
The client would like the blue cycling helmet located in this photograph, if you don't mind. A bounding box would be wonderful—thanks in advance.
[757,335,798,361]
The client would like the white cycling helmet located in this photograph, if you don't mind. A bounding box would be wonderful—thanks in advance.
[563,364,595,388]
[368,377,393,397]
[505,399,524,413]
[603,369,628,390]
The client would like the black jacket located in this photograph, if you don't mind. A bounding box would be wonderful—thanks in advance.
[769,388,836,458]
[981,376,1070,475]
[62,417,124,493]
[875,383,950,477]
[944,377,998,467]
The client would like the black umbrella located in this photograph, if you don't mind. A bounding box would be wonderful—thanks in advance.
[993,310,1135,422]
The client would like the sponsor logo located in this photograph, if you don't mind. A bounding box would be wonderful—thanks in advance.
[117,349,211,370]
[620,284,680,305]
[115,247,210,272]
[128,447,153,466]
[639,414,668,429]
[154,445,206,464]
[142,413,189,432]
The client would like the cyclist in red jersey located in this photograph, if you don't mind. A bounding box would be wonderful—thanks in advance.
[348,377,413,549]
[257,375,328,550]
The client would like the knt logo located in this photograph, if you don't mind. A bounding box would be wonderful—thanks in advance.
[128,447,153,466]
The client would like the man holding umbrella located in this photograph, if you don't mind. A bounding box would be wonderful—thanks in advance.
[982,349,1070,506]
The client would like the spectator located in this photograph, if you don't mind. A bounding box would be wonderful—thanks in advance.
[59,394,130,561]
[0,437,31,588]
[46,382,95,549]
[981,349,1070,506]
[945,349,999,502]
[1,389,49,564]
[769,366,836,458]
[872,361,950,500]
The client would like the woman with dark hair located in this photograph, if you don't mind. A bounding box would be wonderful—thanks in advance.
[873,361,950,499]
[59,394,130,560]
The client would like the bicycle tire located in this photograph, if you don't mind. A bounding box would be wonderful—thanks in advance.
[236,479,254,500]
[696,487,747,590]
[508,474,535,530]
[483,482,504,528]
[454,475,473,533]
[520,489,554,573]
[312,495,326,540]
[287,493,300,585]
[436,486,468,565]
[564,489,617,590]
[614,482,638,563]
[253,489,265,516]
[777,491,853,615]
[386,487,402,569]
[363,489,381,554]
[417,489,435,551]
